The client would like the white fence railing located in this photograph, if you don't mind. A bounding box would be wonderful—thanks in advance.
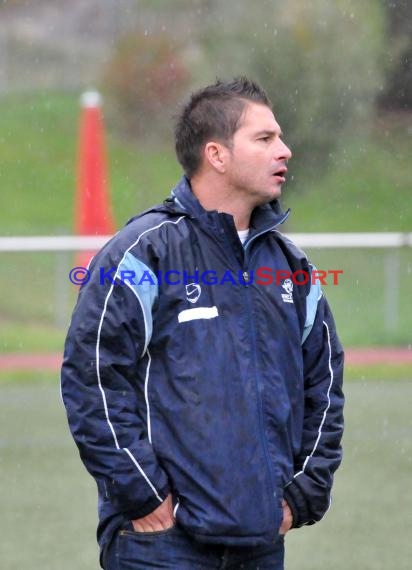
[1,233,412,251]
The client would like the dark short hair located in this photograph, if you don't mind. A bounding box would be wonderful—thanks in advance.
[174,76,272,178]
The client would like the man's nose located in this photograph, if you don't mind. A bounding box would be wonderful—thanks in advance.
[276,139,292,161]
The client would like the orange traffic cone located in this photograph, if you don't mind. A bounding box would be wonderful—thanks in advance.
[75,91,115,269]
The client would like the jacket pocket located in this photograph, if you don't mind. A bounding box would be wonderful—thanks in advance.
[119,520,178,538]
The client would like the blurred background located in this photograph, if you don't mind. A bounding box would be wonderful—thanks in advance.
[0,1,411,569]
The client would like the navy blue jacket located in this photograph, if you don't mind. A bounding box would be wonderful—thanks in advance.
[61,176,344,557]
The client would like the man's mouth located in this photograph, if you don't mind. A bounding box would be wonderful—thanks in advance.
[272,167,287,183]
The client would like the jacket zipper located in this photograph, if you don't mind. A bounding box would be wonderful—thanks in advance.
[214,214,287,535]
[242,246,281,537]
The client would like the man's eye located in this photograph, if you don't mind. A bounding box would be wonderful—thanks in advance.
[259,137,270,142]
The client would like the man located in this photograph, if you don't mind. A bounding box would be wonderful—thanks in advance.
[61,77,344,569]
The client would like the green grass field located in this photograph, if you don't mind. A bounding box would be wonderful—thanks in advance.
[1,92,411,236]
[1,91,411,569]
[1,376,411,569]
[1,92,411,351]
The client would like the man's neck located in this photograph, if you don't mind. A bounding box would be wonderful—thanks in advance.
[190,173,252,230]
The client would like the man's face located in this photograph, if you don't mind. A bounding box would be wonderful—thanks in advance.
[224,102,292,206]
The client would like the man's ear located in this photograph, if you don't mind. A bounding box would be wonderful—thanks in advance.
[204,141,230,174]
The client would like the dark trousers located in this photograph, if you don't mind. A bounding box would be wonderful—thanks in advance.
[103,524,285,570]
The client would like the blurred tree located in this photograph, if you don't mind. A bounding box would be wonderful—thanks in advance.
[101,31,190,140]
[102,0,385,186]
[198,0,385,185]
[377,0,412,111]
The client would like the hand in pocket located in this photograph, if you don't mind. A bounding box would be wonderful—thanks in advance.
[131,494,175,533]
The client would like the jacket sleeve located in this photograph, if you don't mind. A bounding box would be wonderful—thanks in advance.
[60,248,170,520]
[284,293,344,527]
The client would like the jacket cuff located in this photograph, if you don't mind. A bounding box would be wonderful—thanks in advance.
[283,479,311,528]
[99,477,171,521]
[122,485,171,521]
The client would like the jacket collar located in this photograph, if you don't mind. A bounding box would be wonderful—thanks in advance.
[169,175,290,235]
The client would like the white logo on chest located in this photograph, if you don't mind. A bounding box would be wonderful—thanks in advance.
[281,278,294,304]
[186,283,201,304]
